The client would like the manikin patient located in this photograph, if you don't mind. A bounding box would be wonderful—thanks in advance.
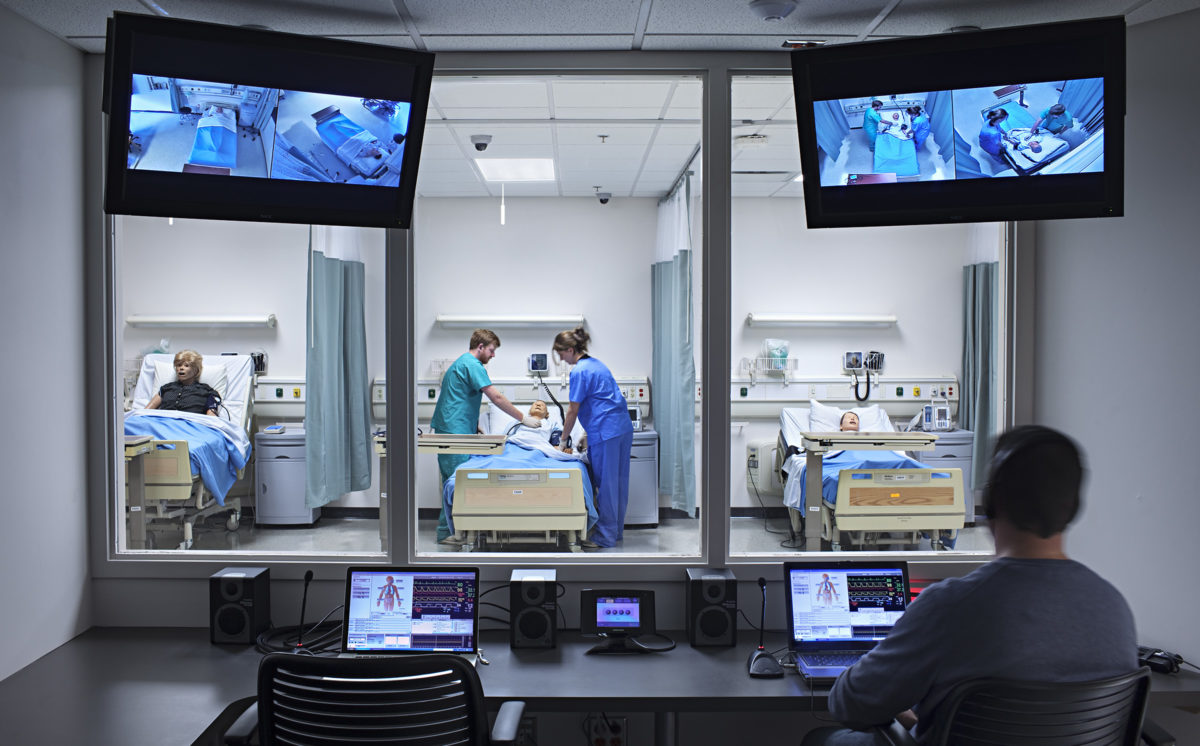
[840,412,860,432]
[146,349,219,417]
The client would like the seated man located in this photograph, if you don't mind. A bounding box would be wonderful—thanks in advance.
[801,425,1137,745]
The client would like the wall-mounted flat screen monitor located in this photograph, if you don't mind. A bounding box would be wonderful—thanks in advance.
[104,12,434,228]
[791,17,1125,228]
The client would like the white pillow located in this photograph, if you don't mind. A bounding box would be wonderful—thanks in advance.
[153,361,228,402]
[808,399,894,433]
[485,402,583,442]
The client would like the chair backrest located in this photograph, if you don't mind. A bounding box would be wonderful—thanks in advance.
[926,667,1151,746]
[257,653,490,746]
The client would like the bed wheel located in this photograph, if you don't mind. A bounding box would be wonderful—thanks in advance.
[226,512,240,532]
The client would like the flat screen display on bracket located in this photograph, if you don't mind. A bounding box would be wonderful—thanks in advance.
[791,16,1125,228]
[104,12,434,228]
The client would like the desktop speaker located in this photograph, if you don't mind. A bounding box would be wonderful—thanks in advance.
[510,569,557,649]
[210,567,270,645]
[686,567,737,647]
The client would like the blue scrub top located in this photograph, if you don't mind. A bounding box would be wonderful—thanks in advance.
[912,114,930,139]
[569,356,632,445]
[1039,107,1073,132]
[979,123,1006,156]
[431,352,491,434]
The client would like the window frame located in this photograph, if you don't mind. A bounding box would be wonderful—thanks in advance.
[89,51,1010,586]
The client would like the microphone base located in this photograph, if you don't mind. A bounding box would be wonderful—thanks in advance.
[747,648,785,678]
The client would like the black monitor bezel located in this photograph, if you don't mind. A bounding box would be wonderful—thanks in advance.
[791,16,1125,228]
[580,588,656,637]
[103,11,434,228]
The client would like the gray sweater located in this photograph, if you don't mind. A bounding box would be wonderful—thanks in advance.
[827,557,1138,739]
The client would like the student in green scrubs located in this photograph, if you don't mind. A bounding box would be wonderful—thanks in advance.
[430,328,539,543]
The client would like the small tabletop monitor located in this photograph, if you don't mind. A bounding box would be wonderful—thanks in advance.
[580,588,656,654]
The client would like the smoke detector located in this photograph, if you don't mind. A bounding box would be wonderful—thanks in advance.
[748,0,798,22]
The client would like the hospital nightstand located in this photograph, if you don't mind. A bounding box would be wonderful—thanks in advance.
[626,429,659,526]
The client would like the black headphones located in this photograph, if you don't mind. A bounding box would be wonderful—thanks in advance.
[984,426,1079,520]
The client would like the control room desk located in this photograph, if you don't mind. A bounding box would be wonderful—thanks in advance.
[2,627,1196,746]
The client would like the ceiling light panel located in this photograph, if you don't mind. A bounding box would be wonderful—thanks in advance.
[474,158,556,182]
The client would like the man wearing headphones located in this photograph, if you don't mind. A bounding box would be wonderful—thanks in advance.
[802,426,1137,745]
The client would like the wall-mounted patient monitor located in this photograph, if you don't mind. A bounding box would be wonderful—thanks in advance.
[529,353,549,374]
[843,351,864,372]
[628,405,642,432]
[580,588,656,654]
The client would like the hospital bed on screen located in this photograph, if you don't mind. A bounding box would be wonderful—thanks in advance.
[124,353,255,550]
[183,104,238,175]
[310,105,393,180]
[984,101,1071,175]
[777,406,965,551]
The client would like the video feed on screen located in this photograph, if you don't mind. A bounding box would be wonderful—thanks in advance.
[125,75,412,187]
[813,77,1103,187]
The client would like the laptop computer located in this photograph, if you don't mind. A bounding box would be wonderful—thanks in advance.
[783,560,911,683]
[339,566,480,664]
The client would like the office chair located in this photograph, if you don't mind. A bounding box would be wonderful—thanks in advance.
[222,653,525,745]
[873,667,1175,746]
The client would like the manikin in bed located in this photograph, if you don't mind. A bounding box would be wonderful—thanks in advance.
[311,105,396,179]
[778,401,962,550]
[124,351,254,549]
[441,401,597,551]
[187,104,238,170]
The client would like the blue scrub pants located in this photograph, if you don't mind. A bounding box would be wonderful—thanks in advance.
[437,453,470,540]
[587,432,633,547]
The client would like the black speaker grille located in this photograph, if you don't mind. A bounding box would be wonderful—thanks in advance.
[698,607,730,638]
[217,605,248,636]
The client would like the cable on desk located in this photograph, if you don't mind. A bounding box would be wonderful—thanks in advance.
[256,604,344,656]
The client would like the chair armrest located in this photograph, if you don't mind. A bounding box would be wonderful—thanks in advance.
[223,702,258,746]
[1140,716,1176,746]
[490,700,526,745]
[872,719,918,746]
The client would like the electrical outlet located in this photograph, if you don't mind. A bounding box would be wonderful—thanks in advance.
[586,714,627,746]
[515,715,536,746]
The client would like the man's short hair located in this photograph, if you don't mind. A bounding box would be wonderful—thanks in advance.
[984,426,1083,537]
[469,329,500,350]
[1048,103,1066,116]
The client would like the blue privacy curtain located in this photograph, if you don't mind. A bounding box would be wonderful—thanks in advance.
[652,176,697,515]
[960,261,998,492]
[305,225,372,508]
[1059,77,1105,134]
[952,130,985,179]
[925,90,956,162]
[812,101,850,164]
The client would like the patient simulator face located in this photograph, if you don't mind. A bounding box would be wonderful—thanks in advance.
[528,400,549,420]
[175,360,199,385]
[840,412,860,432]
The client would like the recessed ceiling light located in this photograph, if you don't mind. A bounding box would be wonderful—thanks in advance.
[474,159,556,182]
[735,134,769,148]
[748,0,798,22]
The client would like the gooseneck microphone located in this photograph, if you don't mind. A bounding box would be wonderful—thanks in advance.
[747,577,784,678]
[296,570,314,650]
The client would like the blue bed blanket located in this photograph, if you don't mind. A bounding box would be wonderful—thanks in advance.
[874,134,920,177]
[783,450,930,510]
[442,441,597,535]
[124,410,252,505]
[189,107,238,168]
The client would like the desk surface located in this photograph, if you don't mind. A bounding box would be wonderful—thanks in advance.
[2,627,1196,746]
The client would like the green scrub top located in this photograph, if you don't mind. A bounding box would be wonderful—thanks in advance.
[430,352,492,434]
[1039,107,1073,132]
[864,108,882,142]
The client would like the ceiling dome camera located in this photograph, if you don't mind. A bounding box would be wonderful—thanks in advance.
[470,134,492,152]
[597,192,611,205]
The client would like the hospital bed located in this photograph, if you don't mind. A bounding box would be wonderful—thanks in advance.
[124,353,255,550]
[432,406,595,552]
[311,105,391,179]
[873,110,920,178]
[186,104,238,173]
[983,101,1070,175]
[776,405,965,551]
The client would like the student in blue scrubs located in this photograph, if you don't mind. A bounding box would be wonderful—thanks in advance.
[553,327,633,548]
[431,328,539,544]
[979,108,1017,159]
[906,105,931,151]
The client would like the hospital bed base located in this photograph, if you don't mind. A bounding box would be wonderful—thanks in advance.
[459,528,586,553]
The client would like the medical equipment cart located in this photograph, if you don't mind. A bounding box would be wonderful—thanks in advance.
[626,429,659,527]
[909,428,975,522]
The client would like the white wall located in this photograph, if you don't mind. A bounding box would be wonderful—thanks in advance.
[1033,9,1200,665]
[0,6,89,680]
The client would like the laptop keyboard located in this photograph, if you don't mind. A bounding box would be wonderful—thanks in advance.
[800,652,862,667]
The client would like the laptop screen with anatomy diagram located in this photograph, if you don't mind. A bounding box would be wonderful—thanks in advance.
[341,566,479,656]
